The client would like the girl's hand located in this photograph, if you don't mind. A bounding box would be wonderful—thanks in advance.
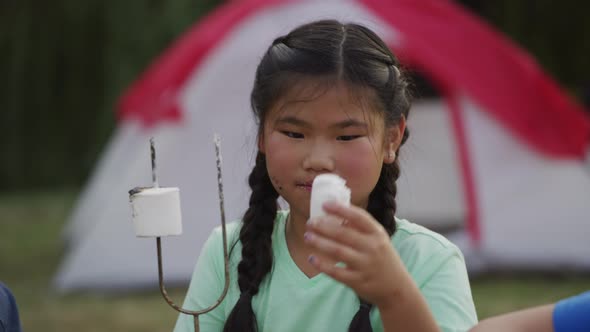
[304,201,408,309]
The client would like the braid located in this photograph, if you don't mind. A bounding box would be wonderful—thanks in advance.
[348,299,374,332]
[349,133,408,331]
[223,152,278,332]
[364,57,409,236]
[366,160,399,236]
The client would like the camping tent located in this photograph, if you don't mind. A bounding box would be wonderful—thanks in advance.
[54,0,590,292]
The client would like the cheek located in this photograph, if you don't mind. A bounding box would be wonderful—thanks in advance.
[265,135,296,167]
[337,142,380,175]
[264,134,299,189]
[270,175,284,192]
[336,142,383,202]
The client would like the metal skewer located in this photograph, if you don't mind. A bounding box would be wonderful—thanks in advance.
[150,137,159,188]
[152,135,230,332]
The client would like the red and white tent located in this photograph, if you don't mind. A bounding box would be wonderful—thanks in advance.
[54,0,590,292]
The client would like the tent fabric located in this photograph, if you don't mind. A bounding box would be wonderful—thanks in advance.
[120,0,590,157]
[361,0,590,158]
[55,0,590,292]
[446,92,481,243]
[118,0,289,127]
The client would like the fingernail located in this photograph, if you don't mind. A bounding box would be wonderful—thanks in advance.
[308,255,316,264]
[304,232,312,241]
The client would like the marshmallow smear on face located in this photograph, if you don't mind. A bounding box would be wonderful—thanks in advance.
[310,174,351,219]
[129,187,183,237]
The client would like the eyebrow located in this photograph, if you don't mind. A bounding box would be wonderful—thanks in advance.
[331,119,368,129]
[275,116,311,128]
[275,116,368,129]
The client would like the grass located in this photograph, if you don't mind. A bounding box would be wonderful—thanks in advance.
[1,190,589,331]
[0,190,184,332]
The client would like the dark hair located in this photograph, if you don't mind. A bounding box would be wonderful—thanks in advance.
[224,20,411,332]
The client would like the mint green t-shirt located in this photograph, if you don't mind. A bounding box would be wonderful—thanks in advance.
[173,211,477,332]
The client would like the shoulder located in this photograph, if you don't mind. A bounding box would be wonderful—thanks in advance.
[393,217,461,252]
[205,210,289,255]
[392,218,466,281]
[0,281,17,305]
[208,220,242,245]
[0,282,21,332]
[393,219,478,328]
[198,220,243,271]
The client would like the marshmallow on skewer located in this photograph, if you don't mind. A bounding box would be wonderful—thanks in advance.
[128,138,182,237]
[309,174,351,219]
[129,187,183,237]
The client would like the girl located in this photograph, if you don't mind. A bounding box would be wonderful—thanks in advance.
[174,20,477,332]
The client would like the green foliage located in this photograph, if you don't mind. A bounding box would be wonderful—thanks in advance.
[0,0,220,191]
[478,1,590,94]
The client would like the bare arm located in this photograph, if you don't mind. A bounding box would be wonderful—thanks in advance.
[377,272,440,332]
[470,304,555,332]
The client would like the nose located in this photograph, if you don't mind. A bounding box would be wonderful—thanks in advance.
[302,140,335,173]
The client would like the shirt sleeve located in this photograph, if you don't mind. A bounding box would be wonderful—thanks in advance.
[0,282,23,332]
[553,291,590,332]
[173,227,227,332]
[417,247,479,332]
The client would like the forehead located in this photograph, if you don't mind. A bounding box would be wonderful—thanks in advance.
[267,79,383,124]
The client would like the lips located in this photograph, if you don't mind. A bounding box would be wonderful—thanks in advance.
[296,180,314,192]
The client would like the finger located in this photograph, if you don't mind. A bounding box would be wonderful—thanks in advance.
[306,216,369,252]
[304,231,365,269]
[308,254,361,285]
[307,215,344,227]
[322,201,383,234]
[312,252,339,270]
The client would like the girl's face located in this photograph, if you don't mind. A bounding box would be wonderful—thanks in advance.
[259,81,404,219]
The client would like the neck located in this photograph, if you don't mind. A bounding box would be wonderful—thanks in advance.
[285,209,321,278]
[285,209,308,246]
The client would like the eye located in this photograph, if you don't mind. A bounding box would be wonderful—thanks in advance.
[281,131,304,139]
[337,135,361,141]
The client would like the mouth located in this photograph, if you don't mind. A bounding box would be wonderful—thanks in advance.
[296,181,313,192]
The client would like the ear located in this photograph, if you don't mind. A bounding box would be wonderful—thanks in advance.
[383,116,406,164]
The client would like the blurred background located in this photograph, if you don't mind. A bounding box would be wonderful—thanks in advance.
[1,0,589,331]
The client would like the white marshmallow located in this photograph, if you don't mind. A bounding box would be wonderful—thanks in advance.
[309,174,351,219]
[129,187,183,237]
